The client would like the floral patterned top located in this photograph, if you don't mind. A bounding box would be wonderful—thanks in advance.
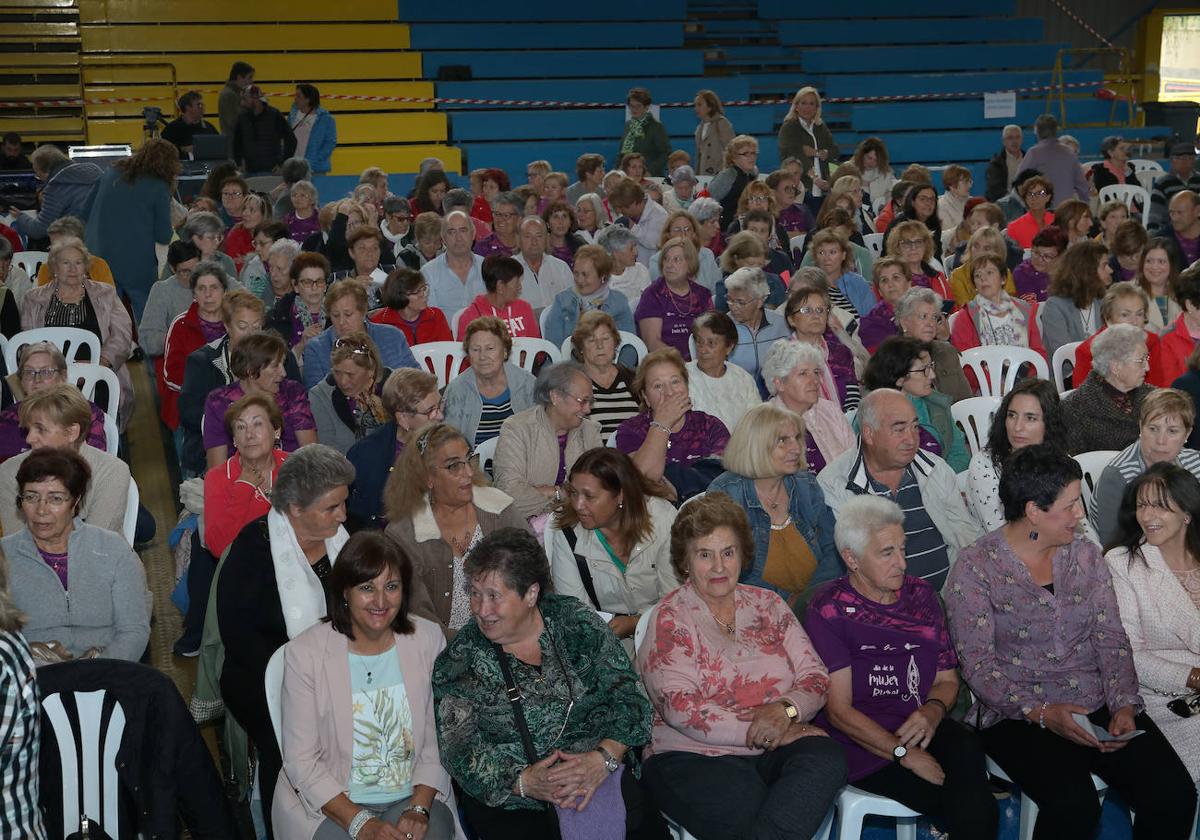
[636,582,830,758]
[944,529,1142,730]
[432,593,652,810]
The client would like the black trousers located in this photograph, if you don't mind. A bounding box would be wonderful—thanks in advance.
[853,718,998,840]
[982,707,1196,840]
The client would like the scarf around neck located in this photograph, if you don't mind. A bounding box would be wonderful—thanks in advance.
[267,507,350,638]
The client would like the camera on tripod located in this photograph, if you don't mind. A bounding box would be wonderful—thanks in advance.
[142,106,163,130]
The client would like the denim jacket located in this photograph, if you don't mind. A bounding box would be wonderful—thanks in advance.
[708,469,843,602]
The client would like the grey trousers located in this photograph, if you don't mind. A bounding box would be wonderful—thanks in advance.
[314,796,456,840]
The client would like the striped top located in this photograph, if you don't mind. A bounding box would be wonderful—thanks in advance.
[475,388,513,446]
[866,468,951,590]
[588,365,640,439]
[0,631,45,839]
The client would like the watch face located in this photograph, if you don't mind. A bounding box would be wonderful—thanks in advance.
[892,745,907,760]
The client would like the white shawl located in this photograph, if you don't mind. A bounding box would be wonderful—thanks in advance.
[268,506,350,638]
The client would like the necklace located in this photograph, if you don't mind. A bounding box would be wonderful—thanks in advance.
[712,613,736,637]
[664,283,703,318]
[758,480,787,512]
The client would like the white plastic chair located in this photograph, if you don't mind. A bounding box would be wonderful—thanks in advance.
[102,411,118,456]
[1134,170,1158,192]
[1074,450,1118,516]
[1129,159,1164,175]
[863,233,884,258]
[41,689,128,840]
[12,249,47,281]
[558,329,647,369]
[122,478,138,547]
[5,326,102,372]
[411,341,467,390]
[1051,341,1081,394]
[538,306,554,339]
[474,435,498,477]
[959,345,1050,399]
[986,755,1107,840]
[951,396,1000,456]
[511,337,561,373]
[450,307,467,336]
[835,785,920,840]
[67,362,120,420]
[1060,388,1076,400]
[1098,183,1151,226]
[265,645,287,747]
[947,310,962,336]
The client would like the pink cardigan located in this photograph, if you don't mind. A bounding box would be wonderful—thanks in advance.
[273,619,462,839]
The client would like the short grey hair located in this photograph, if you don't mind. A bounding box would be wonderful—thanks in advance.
[596,224,637,255]
[1091,322,1146,381]
[182,211,223,240]
[834,495,905,559]
[290,179,317,203]
[893,286,942,321]
[760,340,825,396]
[47,216,85,239]
[280,157,312,185]
[1034,113,1058,140]
[272,443,356,513]
[383,195,408,215]
[576,193,608,227]
[442,188,472,214]
[858,387,906,432]
[725,266,769,300]
[493,192,524,216]
[519,215,547,233]
[689,196,722,223]
[533,361,588,406]
[1002,124,1023,138]
[16,341,67,372]
[191,259,229,289]
[267,237,301,261]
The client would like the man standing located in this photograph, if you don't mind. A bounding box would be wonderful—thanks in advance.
[1151,144,1200,233]
[0,132,31,171]
[218,61,254,136]
[160,91,218,159]
[985,124,1024,201]
[1016,114,1090,204]
[232,86,296,175]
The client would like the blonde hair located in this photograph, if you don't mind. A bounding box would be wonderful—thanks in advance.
[721,403,807,478]
[1139,388,1196,432]
[383,423,487,520]
[785,86,823,124]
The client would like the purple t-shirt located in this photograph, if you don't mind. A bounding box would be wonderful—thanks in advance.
[0,401,107,461]
[778,204,814,234]
[803,576,958,781]
[473,233,515,259]
[202,380,315,453]
[286,211,321,244]
[1177,232,1200,267]
[199,317,226,343]
[615,410,729,465]
[805,430,825,475]
[633,278,714,361]
[857,301,897,353]
[38,547,69,590]
[1011,260,1049,303]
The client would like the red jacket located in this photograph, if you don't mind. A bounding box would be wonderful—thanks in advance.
[949,297,1046,391]
[1149,314,1195,387]
[368,306,452,347]
[1073,326,1162,389]
[162,303,225,430]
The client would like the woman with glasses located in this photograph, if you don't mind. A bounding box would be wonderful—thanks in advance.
[307,331,389,455]
[385,423,530,632]
[884,220,952,303]
[473,193,522,260]
[1006,176,1056,250]
[710,134,760,229]
[444,317,537,447]
[180,210,237,280]
[783,273,865,413]
[1012,225,1068,304]
[267,251,328,355]
[0,341,107,461]
[894,287,973,403]
[768,169,814,236]
[367,266,453,347]
[808,228,875,319]
[882,183,943,263]
[1041,239,1111,359]
[724,264,790,386]
[1070,282,1160,388]
[566,311,639,439]
[948,253,1045,367]
[648,210,723,294]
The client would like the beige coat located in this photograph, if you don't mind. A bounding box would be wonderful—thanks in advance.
[0,442,130,538]
[694,115,735,177]
[494,405,602,518]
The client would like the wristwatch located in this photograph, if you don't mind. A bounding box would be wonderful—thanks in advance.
[597,745,620,773]
[780,699,799,721]
[892,744,908,763]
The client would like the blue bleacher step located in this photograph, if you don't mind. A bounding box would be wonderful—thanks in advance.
[408,22,683,50]
[757,0,1016,17]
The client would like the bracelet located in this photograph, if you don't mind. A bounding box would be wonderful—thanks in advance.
[347,809,372,840]
[649,421,673,436]
[517,769,527,798]
[403,805,431,820]
[924,698,949,715]
[1038,701,1049,729]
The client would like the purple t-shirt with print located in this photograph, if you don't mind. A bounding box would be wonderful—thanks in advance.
[615,410,729,465]
[633,278,714,361]
[803,576,958,781]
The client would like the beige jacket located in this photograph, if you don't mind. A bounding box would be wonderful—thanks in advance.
[694,115,735,176]
[494,405,603,518]
[0,442,130,538]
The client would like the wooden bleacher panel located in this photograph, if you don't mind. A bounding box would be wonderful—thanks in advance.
[331,144,461,174]
[77,0,397,23]
[80,22,408,53]
[0,114,85,142]
[80,81,437,118]
[82,52,422,85]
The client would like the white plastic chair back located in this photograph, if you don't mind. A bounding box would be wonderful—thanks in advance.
[474,435,498,477]
[1129,159,1164,175]
[511,337,561,373]
[959,345,1050,399]
[5,326,101,372]
[12,250,47,281]
[1098,183,1151,226]
[1034,304,1045,338]
[606,428,620,448]
[411,341,467,389]
[558,329,646,369]
[102,411,118,456]
[862,233,884,258]
[695,175,713,189]
[122,478,138,546]
[1074,450,1118,517]
[67,362,120,420]
[1051,341,1081,394]
[41,689,127,840]
[538,306,554,338]
[1060,388,1076,400]
[634,605,656,653]
[1134,170,1158,191]
[450,307,467,336]
[265,645,287,747]
[835,785,920,840]
[951,396,1000,456]
[947,310,962,336]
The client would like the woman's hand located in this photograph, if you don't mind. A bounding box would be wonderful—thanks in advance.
[1038,703,1102,749]
[651,393,690,429]
[776,721,828,747]
[517,752,564,802]
[1102,705,1136,753]
[900,747,946,786]
[738,701,793,750]
[546,749,611,810]
[802,145,817,158]
[895,703,943,750]
[357,817,408,840]
[607,614,640,639]
[395,808,430,840]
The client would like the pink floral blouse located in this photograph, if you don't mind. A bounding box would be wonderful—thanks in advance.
[636,582,830,758]
[944,530,1142,729]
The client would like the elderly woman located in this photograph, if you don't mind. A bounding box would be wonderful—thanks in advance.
[1006,175,1056,249]
[762,340,855,476]
[717,231,786,312]
[724,265,790,384]
[2,447,148,665]
[473,192,521,260]
[946,444,1197,840]
[708,402,842,605]
[494,361,603,520]
[949,253,1046,360]
[808,229,876,318]
[709,134,760,228]
[368,267,453,346]
[693,89,735,176]
[1061,323,1152,455]
[573,193,609,244]
[285,179,321,244]
[805,495,997,836]
[302,280,417,390]
[689,195,726,260]
[275,531,456,840]
[947,226,1019,307]
[161,260,230,431]
[1090,135,1137,192]
[216,444,355,839]
[22,236,134,425]
[543,244,635,348]
[863,336,970,473]
[444,317,536,447]
[546,447,678,646]
[597,224,652,310]
[893,286,972,403]
[649,211,723,294]
[379,194,414,258]
[637,493,846,839]
[567,310,639,438]
[203,330,317,467]
[1105,464,1200,784]
[455,254,539,340]
[1042,239,1111,358]
[858,257,911,352]
[884,219,951,301]
[0,385,130,537]
[619,87,669,175]
[1013,225,1068,304]
[384,422,528,632]
[778,85,838,193]
[783,277,864,412]
[308,331,390,454]
[0,341,106,460]
[1090,388,1200,546]
[433,527,661,837]
[267,250,328,353]
[616,348,729,501]
[686,311,762,433]
[401,212,446,269]
[1072,282,1159,388]
[634,236,714,360]
[262,238,301,310]
[967,379,1067,531]
[180,210,238,279]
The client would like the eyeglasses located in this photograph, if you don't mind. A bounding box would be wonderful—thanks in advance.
[906,363,935,378]
[1031,249,1059,261]
[297,276,327,288]
[19,367,62,382]
[898,239,925,249]
[794,305,828,316]
[726,297,756,308]
[559,390,593,408]
[1123,355,1150,366]
[406,398,445,418]
[334,338,370,354]
[408,284,430,298]
[221,190,244,199]
[493,210,518,220]
[440,458,474,474]
[747,195,769,204]
[1027,189,1050,198]
[669,225,693,235]
[19,491,72,507]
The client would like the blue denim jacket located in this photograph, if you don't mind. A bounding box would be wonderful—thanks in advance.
[708,469,843,601]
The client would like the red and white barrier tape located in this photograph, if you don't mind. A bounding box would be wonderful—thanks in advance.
[1047,0,1114,48]
[0,80,1102,110]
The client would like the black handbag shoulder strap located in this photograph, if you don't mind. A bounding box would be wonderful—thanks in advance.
[491,641,539,765]
[563,527,602,612]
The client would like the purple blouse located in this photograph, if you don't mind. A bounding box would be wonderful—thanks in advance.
[473,233,515,259]
[615,410,729,465]
[0,401,107,461]
[857,301,898,353]
[822,330,862,412]
[38,547,69,590]
[286,211,321,244]
[1011,260,1049,303]
[778,204,815,234]
[944,529,1142,729]
[805,431,825,474]
[633,278,714,361]
[201,380,315,453]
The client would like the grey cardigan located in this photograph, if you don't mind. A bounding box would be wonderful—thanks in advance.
[1040,295,1102,359]
[2,520,150,660]
[442,362,536,444]
[0,443,130,538]
[494,405,603,518]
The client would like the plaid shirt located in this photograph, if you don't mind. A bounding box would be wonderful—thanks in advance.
[0,631,45,838]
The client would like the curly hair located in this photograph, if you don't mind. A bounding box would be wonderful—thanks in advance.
[668,492,755,582]
[115,137,182,185]
[985,378,1066,470]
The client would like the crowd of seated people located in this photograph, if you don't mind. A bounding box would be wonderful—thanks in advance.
[7,84,1200,840]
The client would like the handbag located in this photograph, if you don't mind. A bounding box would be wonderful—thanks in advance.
[491,639,626,840]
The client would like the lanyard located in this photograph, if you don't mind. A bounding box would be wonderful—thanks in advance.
[595,529,627,575]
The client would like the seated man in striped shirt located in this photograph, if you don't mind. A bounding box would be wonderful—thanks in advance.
[817,388,983,590]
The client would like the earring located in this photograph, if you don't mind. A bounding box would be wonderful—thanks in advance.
[1029,530,1039,541]
[618,501,624,510]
